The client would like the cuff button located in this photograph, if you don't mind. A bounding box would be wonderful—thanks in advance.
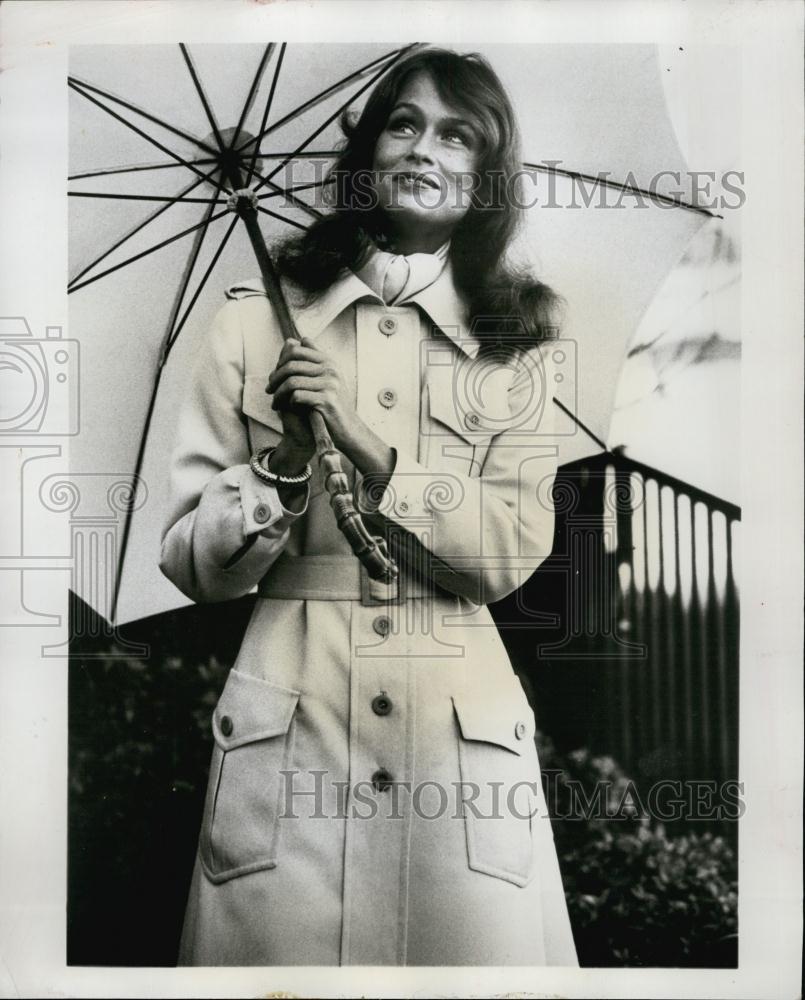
[514,721,527,740]
[254,503,270,524]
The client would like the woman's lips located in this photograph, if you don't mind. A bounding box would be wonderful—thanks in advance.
[394,171,441,190]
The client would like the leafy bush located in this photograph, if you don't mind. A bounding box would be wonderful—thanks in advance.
[536,735,738,967]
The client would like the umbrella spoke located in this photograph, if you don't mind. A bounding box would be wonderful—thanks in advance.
[163,183,227,353]
[254,46,417,193]
[252,149,340,159]
[68,206,231,294]
[521,162,718,217]
[246,42,286,184]
[166,215,240,354]
[237,44,420,157]
[246,167,323,219]
[69,191,224,204]
[553,398,610,453]
[69,159,216,181]
[68,166,223,289]
[69,75,217,156]
[232,43,276,153]
[69,79,216,186]
[256,205,308,230]
[258,178,329,199]
[179,44,225,152]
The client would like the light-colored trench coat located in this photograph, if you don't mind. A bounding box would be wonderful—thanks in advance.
[159,259,579,967]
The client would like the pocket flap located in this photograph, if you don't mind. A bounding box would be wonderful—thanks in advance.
[242,375,285,433]
[426,364,514,442]
[212,670,300,751]
[452,685,535,756]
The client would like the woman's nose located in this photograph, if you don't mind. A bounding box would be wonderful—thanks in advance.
[406,129,436,163]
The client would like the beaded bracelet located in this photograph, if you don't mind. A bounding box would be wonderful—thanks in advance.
[249,446,312,487]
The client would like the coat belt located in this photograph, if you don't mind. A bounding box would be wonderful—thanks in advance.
[257,553,433,605]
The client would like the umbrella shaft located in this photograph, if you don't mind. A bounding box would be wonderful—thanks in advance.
[230,197,398,585]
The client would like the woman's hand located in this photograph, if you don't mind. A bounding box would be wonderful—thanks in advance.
[262,338,316,479]
[267,337,361,454]
[267,336,396,483]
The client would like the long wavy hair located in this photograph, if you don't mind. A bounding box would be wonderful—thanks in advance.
[274,47,562,351]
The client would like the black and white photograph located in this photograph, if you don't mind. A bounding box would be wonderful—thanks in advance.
[0,1,802,997]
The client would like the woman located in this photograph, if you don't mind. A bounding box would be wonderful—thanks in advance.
[160,46,578,967]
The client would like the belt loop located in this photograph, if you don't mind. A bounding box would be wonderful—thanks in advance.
[360,560,404,606]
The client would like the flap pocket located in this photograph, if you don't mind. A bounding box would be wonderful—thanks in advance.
[426,364,515,443]
[212,669,300,751]
[452,685,535,756]
[201,670,301,883]
[242,375,285,434]
[452,682,539,887]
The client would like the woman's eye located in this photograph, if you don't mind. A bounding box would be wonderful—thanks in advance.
[388,118,415,134]
[443,130,467,145]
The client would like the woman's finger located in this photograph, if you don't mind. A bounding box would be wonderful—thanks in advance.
[271,375,325,408]
[267,359,323,391]
[277,341,326,366]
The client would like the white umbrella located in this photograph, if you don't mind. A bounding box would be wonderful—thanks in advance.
[64,42,709,624]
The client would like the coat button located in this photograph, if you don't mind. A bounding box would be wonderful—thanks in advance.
[372,768,394,792]
[464,411,481,429]
[514,721,527,740]
[397,501,409,514]
[253,502,270,524]
[220,715,234,737]
[373,615,391,636]
[372,694,393,716]
[379,316,397,335]
[378,388,397,408]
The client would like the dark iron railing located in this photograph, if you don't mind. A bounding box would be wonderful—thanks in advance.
[496,451,740,817]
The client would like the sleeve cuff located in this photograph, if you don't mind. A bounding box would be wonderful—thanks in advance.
[238,463,310,537]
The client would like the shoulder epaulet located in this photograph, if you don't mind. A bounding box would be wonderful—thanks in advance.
[225,278,267,300]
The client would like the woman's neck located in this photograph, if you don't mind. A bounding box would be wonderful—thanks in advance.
[380,221,455,256]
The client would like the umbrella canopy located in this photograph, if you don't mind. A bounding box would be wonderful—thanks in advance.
[65,42,708,625]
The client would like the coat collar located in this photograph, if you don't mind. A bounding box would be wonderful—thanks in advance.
[227,260,482,359]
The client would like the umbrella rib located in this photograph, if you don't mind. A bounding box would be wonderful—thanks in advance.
[69,79,215,186]
[111,195,232,621]
[69,75,218,156]
[69,191,223,204]
[69,207,231,294]
[179,43,225,153]
[253,149,340,160]
[162,183,227,354]
[166,214,240,355]
[232,42,276,152]
[237,44,420,157]
[110,210,237,622]
[553,397,611,454]
[256,205,308,230]
[68,166,221,289]
[246,42,286,184]
[255,46,417,194]
[258,178,328,199]
[247,167,323,220]
[69,159,216,181]
[521,162,719,218]
[111,364,166,625]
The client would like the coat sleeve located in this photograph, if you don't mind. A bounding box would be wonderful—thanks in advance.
[159,298,308,603]
[362,342,558,605]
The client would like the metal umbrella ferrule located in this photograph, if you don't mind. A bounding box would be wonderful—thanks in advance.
[226,188,260,213]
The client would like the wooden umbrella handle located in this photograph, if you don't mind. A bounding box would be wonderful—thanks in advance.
[232,193,398,584]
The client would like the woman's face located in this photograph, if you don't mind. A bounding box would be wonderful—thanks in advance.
[370,72,482,250]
